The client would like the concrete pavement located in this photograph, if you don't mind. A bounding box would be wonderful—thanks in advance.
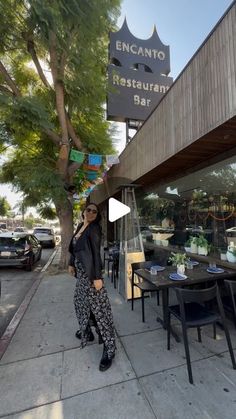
[0,250,236,418]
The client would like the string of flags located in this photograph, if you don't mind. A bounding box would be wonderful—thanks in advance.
[69,148,120,200]
[69,148,120,167]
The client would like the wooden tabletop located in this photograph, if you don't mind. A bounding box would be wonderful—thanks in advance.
[134,262,236,290]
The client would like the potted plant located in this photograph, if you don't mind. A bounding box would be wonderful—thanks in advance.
[226,245,236,263]
[189,236,198,254]
[168,252,188,274]
[219,247,227,261]
[196,235,208,256]
[184,238,191,252]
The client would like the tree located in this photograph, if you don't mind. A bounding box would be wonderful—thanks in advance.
[0,0,120,267]
[0,196,11,216]
[38,204,57,220]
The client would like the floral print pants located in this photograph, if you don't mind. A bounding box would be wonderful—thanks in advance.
[74,260,116,359]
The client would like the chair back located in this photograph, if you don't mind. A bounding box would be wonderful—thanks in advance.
[175,283,218,305]
[224,280,236,295]
[131,260,161,280]
[175,283,228,320]
[174,283,227,325]
[224,280,236,312]
[112,249,119,266]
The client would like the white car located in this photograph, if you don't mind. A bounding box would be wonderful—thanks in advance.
[14,227,28,233]
[226,227,236,233]
[33,227,56,248]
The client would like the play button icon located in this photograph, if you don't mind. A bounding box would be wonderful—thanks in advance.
[108,198,130,222]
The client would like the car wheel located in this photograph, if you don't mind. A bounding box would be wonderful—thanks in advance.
[51,241,56,248]
[25,255,34,271]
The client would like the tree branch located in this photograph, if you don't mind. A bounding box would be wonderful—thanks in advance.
[0,85,14,96]
[68,162,82,177]
[26,38,51,89]
[57,144,70,178]
[48,30,58,84]
[59,50,67,79]
[48,30,69,178]
[44,128,61,145]
[0,61,21,96]
[59,25,78,78]
[66,115,83,150]
[49,30,68,146]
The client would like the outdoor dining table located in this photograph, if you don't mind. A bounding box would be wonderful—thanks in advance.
[134,262,236,341]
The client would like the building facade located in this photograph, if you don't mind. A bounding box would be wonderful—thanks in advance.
[92,3,236,260]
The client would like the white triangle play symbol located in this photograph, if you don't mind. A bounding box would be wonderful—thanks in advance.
[108,198,130,222]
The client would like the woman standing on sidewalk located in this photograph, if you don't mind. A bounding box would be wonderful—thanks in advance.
[68,203,116,371]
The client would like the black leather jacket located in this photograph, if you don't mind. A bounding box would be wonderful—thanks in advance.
[68,222,103,283]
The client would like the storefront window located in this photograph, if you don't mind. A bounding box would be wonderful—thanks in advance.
[136,155,236,257]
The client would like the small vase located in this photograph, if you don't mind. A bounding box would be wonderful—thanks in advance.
[226,250,236,263]
[198,246,208,256]
[177,264,185,275]
[190,243,198,253]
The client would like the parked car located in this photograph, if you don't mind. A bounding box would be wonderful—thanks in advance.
[226,227,236,235]
[0,232,42,271]
[14,227,28,232]
[33,227,56,248]
[225,226,236,246]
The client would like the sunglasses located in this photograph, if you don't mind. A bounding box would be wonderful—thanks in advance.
[86,208,98,214]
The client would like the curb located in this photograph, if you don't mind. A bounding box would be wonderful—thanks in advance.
[41,246,59,272]
[0,246,60,361]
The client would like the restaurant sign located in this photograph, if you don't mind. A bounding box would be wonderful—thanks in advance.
[107,19,173,122]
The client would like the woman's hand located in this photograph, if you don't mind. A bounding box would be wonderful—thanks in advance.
[93,279,103,291]
[68,265,75,276]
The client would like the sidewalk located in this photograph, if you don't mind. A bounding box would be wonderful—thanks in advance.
[0,251,236,418]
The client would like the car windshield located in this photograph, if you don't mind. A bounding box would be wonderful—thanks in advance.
[34,229,52,234]
[0,237,26,248]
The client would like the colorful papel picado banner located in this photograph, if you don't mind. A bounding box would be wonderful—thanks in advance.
[69,149,85,163]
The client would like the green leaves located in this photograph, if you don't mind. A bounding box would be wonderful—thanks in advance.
[37,204,57,220]
[168,252,188,266]
[10,96,54,133]
[0,0,121,218]
[0,196,11,216]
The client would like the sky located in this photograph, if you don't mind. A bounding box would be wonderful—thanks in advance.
[0,0,234,207]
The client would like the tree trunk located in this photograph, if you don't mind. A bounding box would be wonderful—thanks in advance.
[55,198,73,269]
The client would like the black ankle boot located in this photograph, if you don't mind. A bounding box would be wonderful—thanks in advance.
[75,328,94,342]
[99,346,115,372]
[75,330,82,339]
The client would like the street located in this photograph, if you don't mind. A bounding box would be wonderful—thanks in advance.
[0,247,55,337]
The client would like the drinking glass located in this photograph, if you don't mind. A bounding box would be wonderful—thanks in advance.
[186,261,193,270]
[209,262,216,269]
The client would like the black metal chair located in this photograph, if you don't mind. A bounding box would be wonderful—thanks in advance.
[222,280,236,328]
[104,245,116,279]
[111,249,119,289]
[103,246,110,274]
[131,261,160,322]
[104,243,120,284]
[167,283,236,384]
[103,246,109,264]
